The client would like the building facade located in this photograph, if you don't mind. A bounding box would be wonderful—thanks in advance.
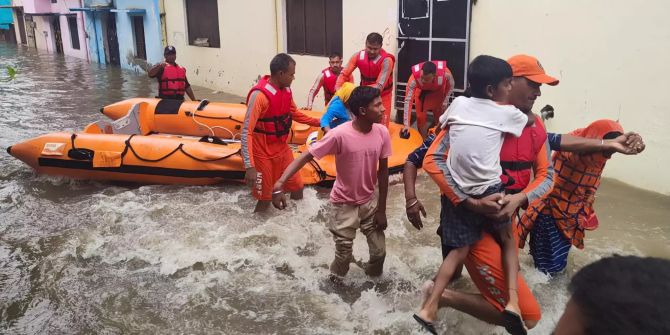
[71,0,164,72]
[9,0,89,60]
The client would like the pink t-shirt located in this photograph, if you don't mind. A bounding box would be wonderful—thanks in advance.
[308,122,392,205]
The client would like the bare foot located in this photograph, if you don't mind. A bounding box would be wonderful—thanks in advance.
[421,280,435,308]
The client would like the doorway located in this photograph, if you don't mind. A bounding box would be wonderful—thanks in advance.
[15,7,27,45]
[105,12,120,65]
[24,14,37,48]
[52,17,63,54]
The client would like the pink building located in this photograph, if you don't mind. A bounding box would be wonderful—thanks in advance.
[15,0,89,60]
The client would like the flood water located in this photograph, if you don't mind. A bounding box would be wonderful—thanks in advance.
[1,42,669,334]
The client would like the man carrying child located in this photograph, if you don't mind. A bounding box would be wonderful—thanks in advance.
[413,55,529,335]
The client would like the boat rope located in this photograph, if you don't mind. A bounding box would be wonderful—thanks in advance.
[120,134,241,163]
[187,110,239,139]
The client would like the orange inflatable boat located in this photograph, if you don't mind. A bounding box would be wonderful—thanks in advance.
[100,98,322,145]
[8,99,423,186]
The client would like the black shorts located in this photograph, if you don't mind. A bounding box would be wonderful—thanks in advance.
[437,183,509,256]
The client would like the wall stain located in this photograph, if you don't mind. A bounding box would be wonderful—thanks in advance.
[125,52,151,73]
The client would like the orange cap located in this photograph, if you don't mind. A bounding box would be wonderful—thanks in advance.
[507,54,559,86]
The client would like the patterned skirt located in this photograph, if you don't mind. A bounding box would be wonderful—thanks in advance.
[529,213,572,275]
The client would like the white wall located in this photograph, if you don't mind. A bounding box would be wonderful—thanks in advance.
[164,0,277,101]
[164,0,397,107]
[470,0,670,195]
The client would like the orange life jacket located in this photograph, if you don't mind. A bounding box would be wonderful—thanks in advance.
[356,49,395,94]
[159,63,187,97]
[518,119,625,249]
[321,67,338,101]
[411,60,450,92]
[499,118,548,193]
[246,75,293,144]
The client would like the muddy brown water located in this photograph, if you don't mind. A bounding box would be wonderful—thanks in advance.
[1,42,669,334]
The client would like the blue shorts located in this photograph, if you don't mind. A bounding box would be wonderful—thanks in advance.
[529,213,572,275]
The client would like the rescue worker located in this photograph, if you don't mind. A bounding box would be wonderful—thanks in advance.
[242,53,321,212]
[336,32,395,127]
[401,60,455,139]
[147,46,197,101]
[304,52,351,110]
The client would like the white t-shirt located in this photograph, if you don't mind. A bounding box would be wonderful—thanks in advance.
[440,96,528,196]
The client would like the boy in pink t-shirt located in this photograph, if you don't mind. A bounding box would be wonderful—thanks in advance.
[272,86,392,277]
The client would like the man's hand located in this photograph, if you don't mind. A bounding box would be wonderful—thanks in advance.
[406,198,427,230]
[373,210,388,231]
[400,127,411,139]
[244,167,257,188]
[607,133,637,155]
[272,190,287,210]
[624,132,645,153]
[463,193,504,215]
[489,193,526,221]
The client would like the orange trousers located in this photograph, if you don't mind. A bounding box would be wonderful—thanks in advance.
[381,90,393,127]
[415,89,447,131]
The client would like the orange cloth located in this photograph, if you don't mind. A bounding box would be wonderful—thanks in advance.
[253,147,303,200]
[465,232,542,321]
[518,119,624,249]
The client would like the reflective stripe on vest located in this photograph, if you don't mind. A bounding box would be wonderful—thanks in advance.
[356,49,395,92]
[411,60,449,92]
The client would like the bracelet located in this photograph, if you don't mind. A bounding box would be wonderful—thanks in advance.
[272,190,283,195]
[406,199,419,209]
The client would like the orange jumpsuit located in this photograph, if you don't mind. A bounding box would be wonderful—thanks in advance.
[402,71,454,131]
[241,91,320,200]
[336,51,395,127]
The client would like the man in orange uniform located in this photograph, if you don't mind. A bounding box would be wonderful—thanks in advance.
[336,32,395,127]
[242,53,321,212]
[147,46,197,101]
[401,60,454,139]
[304,52,350,110]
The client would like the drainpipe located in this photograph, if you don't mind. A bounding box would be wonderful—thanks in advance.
[273,0,279,53]
[92,10,101,63]
[79,0,90,63]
